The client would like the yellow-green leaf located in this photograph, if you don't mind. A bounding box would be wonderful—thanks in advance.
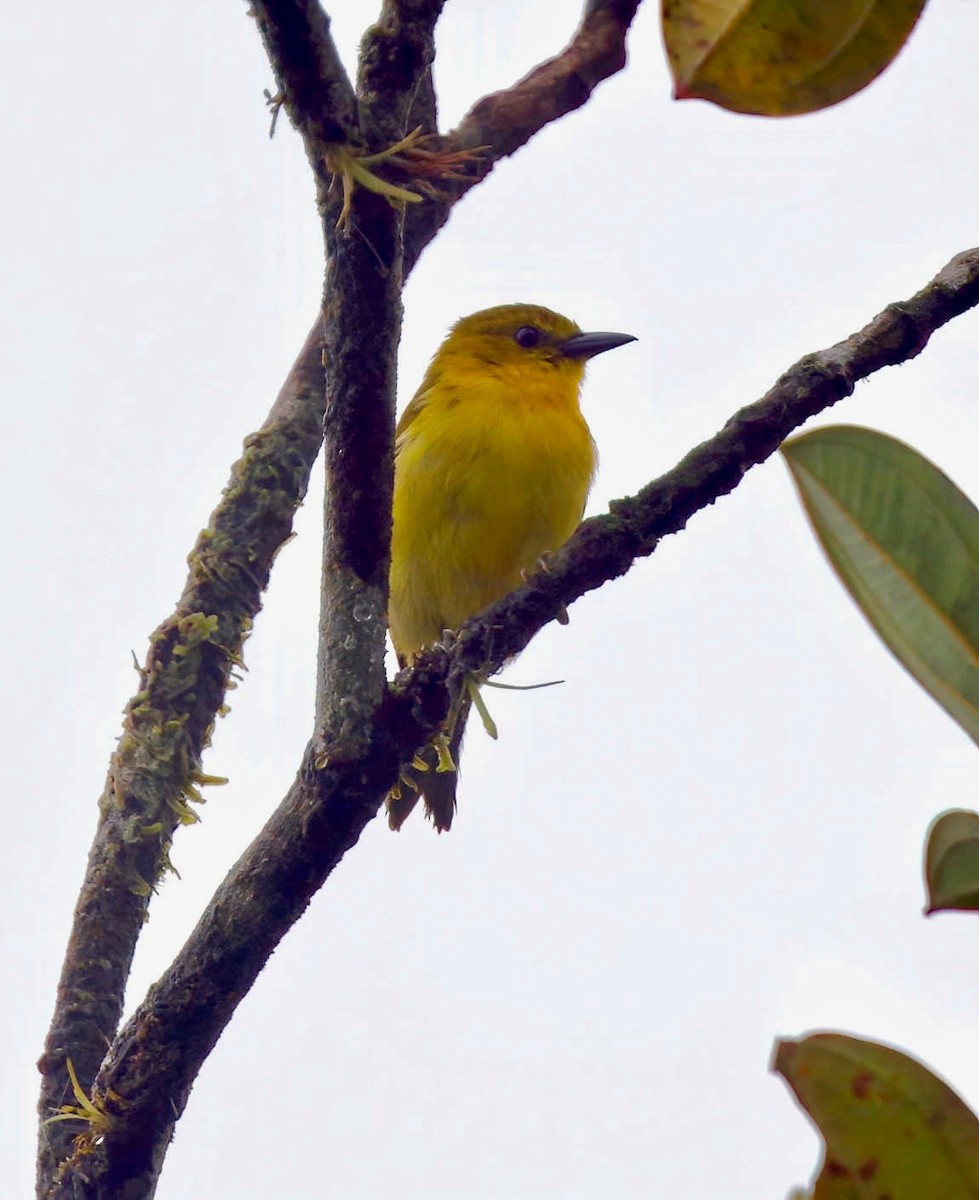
[782,426,979,746]
[774,1032,979,1199]
[662,0,927,117]
[924,809,979,914]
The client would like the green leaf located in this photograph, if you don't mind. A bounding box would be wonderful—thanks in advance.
[662,0,928,117]
[782,426,979,746]
[924,809,979,914]
[774,1032,979,1199]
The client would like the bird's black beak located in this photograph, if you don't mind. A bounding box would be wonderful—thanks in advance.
[558,330,637,360]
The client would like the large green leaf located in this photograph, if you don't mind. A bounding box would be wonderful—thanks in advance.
[782,426,979,745]
[662,0,928,117]
[774,1032,979,1199]
[924,809,979,914]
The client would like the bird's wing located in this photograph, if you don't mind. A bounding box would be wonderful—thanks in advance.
[395,383,435,440]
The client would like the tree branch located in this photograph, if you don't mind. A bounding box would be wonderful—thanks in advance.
[251,0,357,149]
[36,322,328,1195]
[314,205,402,751]
[358,0,445,141]
[43,742,396,1200]
[47,247,979,1200]
[44,0,975,1188]
[453,0,640,155]
[38,0,413,1190]
[442,247,979,676]
[403,0,642,274]
[278,0,640,414]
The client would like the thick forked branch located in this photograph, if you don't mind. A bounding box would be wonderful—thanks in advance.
[46,249,979,1200]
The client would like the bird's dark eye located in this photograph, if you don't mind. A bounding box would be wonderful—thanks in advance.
[513,325,542,349]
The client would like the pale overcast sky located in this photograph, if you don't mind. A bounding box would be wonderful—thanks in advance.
[5,3,979,1198]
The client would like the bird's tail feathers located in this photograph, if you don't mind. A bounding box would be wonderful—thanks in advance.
[386,693,471,833]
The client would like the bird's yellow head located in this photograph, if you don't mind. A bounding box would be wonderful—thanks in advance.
[422,303,636,394]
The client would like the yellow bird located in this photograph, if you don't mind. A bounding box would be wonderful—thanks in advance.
[387,303,636,831]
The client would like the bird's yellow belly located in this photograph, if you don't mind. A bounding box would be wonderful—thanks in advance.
[389,398,595,658]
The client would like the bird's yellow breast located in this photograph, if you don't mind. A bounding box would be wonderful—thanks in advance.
[389,356,595,659]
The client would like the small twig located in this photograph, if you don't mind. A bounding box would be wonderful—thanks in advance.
[263,88,284,137]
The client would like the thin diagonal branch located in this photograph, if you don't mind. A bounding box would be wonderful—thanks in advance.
[404,0,641,273]
[47,248,979,1200]
[452,0,640,155]
[444,248,979,677]
[39,0,409,1190]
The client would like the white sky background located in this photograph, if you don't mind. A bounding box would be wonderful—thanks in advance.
[4,2,979,1197]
